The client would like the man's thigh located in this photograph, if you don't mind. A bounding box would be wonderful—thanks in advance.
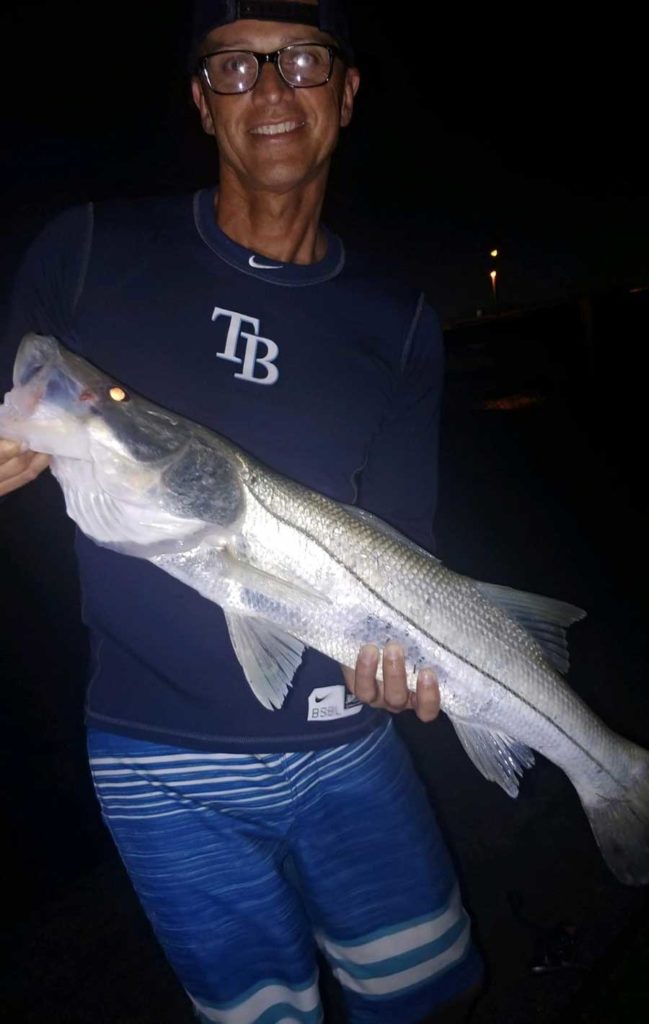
[88,728,324,1023]
[291,723,484,1024]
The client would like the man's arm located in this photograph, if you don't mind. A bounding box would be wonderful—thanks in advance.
[343,297,445,720]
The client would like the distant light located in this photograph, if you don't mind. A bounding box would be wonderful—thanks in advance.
[489,270,497,282]
[490,249,498,257]
[109,386,128,402]
[481,393,545,412]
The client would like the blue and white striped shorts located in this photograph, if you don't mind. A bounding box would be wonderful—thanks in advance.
[88,722,482,1024]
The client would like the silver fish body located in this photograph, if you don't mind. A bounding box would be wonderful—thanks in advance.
[2,333,648,886]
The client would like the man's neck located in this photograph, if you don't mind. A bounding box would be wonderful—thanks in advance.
[214,176,329,265]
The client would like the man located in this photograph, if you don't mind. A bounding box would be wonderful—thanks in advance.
[0,2,483,1021]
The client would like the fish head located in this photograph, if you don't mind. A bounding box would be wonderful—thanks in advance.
[2,334,244,538]
[1,333,95,458]
[1,334,190,500]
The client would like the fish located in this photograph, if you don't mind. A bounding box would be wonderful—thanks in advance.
[1,332,648,886]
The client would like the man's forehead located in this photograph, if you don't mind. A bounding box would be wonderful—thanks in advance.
[190,1,354,67]
[198,0,320,34]
[203,18,333,50]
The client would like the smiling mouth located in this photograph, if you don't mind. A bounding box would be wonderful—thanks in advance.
[249,120,305,136]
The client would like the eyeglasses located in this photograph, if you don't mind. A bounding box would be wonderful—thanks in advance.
[198,43,341,95]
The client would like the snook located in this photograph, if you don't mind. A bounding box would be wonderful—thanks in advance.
[1,333,648,886]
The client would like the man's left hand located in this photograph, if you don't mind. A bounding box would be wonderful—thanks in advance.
[341,643,441,723]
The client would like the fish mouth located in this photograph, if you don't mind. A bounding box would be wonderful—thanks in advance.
[12,334,107,415]
[249,119,305,137]
[13,333,59,387]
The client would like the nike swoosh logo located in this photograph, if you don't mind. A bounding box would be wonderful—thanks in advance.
[314,693,332,703]
[249,255,283,270]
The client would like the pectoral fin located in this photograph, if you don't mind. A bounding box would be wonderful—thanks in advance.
[223,550,331,610]
[224,612,305,710]
[153,546,322,710]
[52,459,208,556]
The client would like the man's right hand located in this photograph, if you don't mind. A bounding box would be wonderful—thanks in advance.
[0,438,49,496]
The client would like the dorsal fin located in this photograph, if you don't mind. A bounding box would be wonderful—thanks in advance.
[475,581,586,674]
[342,504,440,560]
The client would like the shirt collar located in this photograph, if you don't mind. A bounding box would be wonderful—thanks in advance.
[194,187,345,287]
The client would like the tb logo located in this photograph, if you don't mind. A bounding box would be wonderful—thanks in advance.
[211,306,279,386]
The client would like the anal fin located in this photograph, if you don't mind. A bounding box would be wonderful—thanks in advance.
[451,718,535,798]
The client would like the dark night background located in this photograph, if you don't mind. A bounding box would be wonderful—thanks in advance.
[1,2,648,1022]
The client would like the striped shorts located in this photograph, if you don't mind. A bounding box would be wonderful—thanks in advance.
[88,722,482,1024]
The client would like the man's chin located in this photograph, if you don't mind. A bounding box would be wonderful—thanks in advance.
[243,162,327,196]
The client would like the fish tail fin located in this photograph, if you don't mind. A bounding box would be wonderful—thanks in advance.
[575,740,649,886]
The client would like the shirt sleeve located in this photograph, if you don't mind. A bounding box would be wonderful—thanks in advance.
[354,295,444,554]
[0,203,93,394]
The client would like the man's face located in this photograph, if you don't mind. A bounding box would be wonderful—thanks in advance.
[191,19,360,194]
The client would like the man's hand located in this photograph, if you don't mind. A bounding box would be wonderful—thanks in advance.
[0,438,49,497]
[342,643,441,723]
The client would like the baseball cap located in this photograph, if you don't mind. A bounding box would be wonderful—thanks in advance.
[190,1,355,66]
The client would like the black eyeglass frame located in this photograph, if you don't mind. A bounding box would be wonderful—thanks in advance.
[198,43,342,95]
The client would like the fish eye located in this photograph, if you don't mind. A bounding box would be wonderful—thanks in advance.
[109,386,129,403]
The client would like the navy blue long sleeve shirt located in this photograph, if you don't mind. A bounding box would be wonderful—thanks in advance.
[1,188,444,751]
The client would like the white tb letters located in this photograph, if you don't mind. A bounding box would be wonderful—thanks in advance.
[212,306,279,385]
